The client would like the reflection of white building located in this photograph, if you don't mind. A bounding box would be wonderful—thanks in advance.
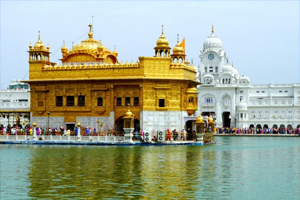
[0,79,30,127]
[198,26,300,131]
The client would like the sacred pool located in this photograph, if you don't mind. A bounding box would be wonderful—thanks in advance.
[0,137,299,199]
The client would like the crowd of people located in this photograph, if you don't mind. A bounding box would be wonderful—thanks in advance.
[1,124,299,137]
[217,127,300,135]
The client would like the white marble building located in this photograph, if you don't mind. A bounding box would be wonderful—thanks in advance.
[0,79,31,127]
[198,27,300,131]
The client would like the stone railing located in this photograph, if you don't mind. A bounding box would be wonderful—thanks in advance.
[0,135,126,143]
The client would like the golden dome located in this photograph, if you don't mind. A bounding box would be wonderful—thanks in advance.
[33,31,46,50]
[186,87,198,94]
[61,41,68,54]
[125,110,133,117]
[61,24,118,64]
[172,44,184,54]
[156,25,170,47]
[32,121,37,127]
[196,115,204,123]
[77,121,81,127]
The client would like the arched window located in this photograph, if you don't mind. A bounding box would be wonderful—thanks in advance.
[97,97,103,106]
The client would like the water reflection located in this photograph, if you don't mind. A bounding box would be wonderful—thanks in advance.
[26,145,218,199]
[1,137,299,199]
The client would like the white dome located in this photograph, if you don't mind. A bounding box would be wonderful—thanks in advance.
[203,74,214,79]
[233,68,239,78]
[203,33,223,50]
[237,101,248,110]
[222,63,234,75]
[240,76,251,84]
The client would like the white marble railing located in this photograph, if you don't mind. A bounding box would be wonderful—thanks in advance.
[0,135,126,142]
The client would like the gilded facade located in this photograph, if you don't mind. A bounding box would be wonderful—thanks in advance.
[25,24,199,133]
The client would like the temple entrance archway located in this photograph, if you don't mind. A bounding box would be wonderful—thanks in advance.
[222,112,231,127]
[185,120,194,140]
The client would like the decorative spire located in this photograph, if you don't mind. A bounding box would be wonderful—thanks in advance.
[212,24,214,33]
[88,23,93,38]
[162,25,164,35]
[38,31,41,42]
[114,45,116,51]
[177,34,179,44]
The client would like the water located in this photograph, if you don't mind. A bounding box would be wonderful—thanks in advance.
[0,137,299,199]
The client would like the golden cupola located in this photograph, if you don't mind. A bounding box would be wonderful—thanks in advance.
[171,34,185,63]
[30,31,48,51]
[61,41,68,55]
[28,31,50,62]
[60,24,118,64]
[154,25,171,57]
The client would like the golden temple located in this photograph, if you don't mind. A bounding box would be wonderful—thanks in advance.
[25,24,199,133]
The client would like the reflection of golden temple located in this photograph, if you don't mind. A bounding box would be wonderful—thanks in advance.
[25,24,199,133]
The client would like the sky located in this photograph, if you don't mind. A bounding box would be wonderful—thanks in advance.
[0,1,299,89]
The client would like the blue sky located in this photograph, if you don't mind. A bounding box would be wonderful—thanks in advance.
[0,1,299,88]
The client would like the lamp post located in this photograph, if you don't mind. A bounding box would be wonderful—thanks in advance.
[97,118,102,136]
[32,121,37,141]
[47,112,50,134]
[77,121,81,141]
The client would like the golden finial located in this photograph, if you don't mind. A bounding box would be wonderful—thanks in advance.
[177,34,179,44]
[72,41,74,49]
[212,24,214,33]
[38,31,41,41]
[88,23,93,38]
[99,39,102,44]
[114,45,116,51]
[162,25,164,35]
[89,23,92,32]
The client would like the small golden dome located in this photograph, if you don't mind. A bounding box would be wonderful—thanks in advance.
[156,34,169,47]
[33,121,37,127]
[186,87,198,94]
[77,121,81,127]
[125,110,133,117]
[156,25,170,47]
[172,44,184,54]
[196,115,204,123]
[33,31,46,50]
[208,115,214,124]
[61,41,68,53]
